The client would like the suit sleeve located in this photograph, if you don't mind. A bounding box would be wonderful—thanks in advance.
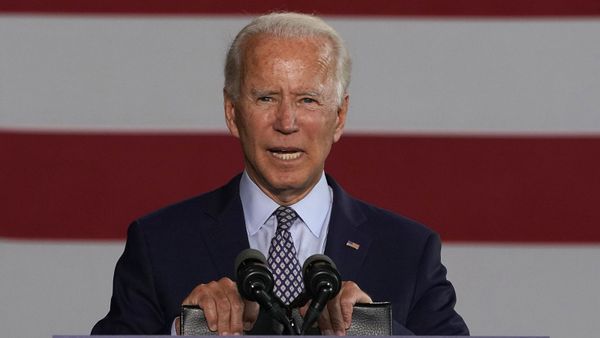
[91,221,167,334]
[405,233,469,335]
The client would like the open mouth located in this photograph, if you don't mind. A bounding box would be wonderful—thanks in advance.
[268,148,303,161]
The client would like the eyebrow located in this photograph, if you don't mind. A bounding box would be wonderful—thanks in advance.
[250,89,279,97]
[249,89,325,98]
[295,91,322,97]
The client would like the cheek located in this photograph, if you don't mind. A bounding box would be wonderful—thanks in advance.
[240,107,272,132]
[237,118,267,154]
[314,111,340,139]
[309,129,336,157]
[235,111,257,139]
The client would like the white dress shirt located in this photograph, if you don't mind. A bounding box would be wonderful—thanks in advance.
[239,170,333,265]
[173,172,333,334]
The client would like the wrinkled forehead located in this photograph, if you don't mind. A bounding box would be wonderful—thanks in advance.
[241,34,336,81]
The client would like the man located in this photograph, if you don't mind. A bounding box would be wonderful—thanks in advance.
[92,12,468,336]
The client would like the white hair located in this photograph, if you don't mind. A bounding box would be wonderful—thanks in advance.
[224,12,351,105]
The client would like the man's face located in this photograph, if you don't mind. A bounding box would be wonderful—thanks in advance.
[225,35,348,205]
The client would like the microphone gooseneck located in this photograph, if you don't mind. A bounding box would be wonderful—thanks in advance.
[301,254,342,334]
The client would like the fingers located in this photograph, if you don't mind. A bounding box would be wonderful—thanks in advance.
[318,298,352,336]
[298,302,310,317]
[318,304,334,335]
[318,281,373,336]
[323,296,346,335]
[201,294,219,332]
[182,277,256,335]
[224,284,247,334]
[242,300,260,331]
[339,281,372,329]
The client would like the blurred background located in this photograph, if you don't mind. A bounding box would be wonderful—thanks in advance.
[1,1,599,337]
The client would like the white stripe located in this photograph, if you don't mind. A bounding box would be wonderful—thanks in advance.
[1,16,599,133]
[2,239,599,338]
[0,239,124,337]
[444,244,600,337]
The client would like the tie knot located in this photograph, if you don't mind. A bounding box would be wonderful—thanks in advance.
[274,206,298,230]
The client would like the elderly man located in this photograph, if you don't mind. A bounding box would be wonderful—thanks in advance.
[92,12,468,336]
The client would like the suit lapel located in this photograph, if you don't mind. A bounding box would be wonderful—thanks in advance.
[202,175,250,280]
[199,174,374,282]
[324,176,373,282]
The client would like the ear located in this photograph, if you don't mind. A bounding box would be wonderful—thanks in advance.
[332,94,349,143]
[224,89,240,139]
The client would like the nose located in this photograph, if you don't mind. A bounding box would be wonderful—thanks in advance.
[273,100,299,134]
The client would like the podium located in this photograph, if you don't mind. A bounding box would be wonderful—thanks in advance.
[56,302,549,338]
[182,303,392,335]
[54,335,549,337]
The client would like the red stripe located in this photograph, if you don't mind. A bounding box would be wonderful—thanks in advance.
[2,131,600,242]
[1,0,599,16]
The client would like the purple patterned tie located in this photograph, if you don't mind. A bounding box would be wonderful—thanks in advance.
[267,206,304,305]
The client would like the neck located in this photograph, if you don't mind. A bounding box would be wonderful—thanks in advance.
[245,172,321,206]
[256,182,312,206]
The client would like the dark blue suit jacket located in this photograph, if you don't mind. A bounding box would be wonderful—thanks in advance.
[92,174,468,335]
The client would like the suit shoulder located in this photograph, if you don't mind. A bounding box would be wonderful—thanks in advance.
[134,175,241,233]
[353,197,437,241]
[327,174,436,240]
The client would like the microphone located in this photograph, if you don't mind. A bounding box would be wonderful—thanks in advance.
[301,254,342,334]
[234,248,297,334]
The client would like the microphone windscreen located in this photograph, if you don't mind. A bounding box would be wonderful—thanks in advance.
[235,248,267,272]
[302,254,341,297]
[302,254,337,274]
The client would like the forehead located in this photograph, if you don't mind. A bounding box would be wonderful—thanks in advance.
[242,34,334,79]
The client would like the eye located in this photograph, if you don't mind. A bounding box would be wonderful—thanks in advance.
[257,96,273,102]
[301,97,317,104]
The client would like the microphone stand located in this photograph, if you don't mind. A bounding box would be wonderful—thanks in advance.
[301,285,333,334]
[249,284,298,335]
[282,307,300,336]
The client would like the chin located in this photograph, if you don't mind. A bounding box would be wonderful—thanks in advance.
[269,177,303,191]
[266,171,308,190]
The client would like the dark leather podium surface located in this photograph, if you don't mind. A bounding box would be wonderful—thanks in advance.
[56,304,549,338]
[182,302,392,336]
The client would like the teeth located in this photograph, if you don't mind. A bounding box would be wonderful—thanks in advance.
[271,151,301,160]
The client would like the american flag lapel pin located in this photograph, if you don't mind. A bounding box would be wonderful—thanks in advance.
[345,240,360,250]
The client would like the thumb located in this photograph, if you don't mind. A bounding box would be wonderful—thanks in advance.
[298,301,311,317]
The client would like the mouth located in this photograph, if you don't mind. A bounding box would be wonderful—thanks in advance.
[268,147,303,161]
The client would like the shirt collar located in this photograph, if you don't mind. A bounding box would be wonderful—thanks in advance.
[239,171,330,238]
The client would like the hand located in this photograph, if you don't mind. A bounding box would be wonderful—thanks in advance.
[178,277,259,335]
[300,280,372,336]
